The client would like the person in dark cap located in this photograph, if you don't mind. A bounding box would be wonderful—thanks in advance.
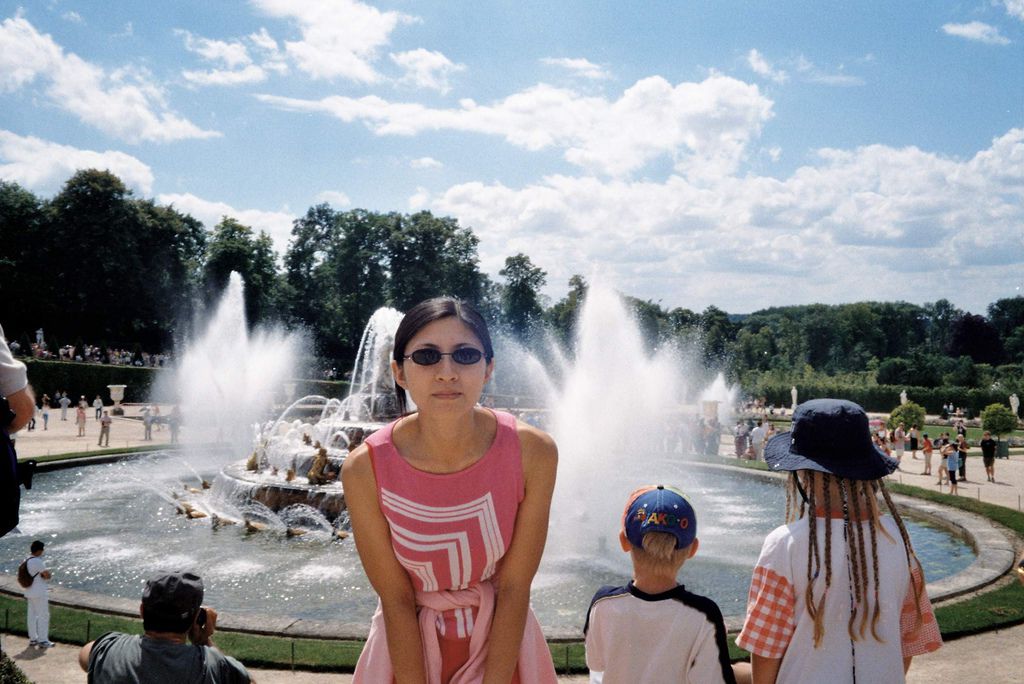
[78,571,252,683]
[735,399,942,684]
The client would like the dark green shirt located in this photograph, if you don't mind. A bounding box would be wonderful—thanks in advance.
[87,632,250,684]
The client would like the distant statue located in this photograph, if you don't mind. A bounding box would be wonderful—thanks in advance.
[900,389,908,406]
[791,386,798,411]
[1011,393,1020,417]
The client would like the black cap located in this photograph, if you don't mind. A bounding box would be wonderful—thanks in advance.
[764,398,898,481]
[142,572,203,632]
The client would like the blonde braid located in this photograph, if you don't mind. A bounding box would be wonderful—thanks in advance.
[812,473,834,647]
[867,481,883,640]
[878,480,924,622]
[852,480,872,638]
[839,477,862,641]
[805,476,821,643]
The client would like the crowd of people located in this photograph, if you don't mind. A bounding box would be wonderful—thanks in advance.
[7,337,171,368]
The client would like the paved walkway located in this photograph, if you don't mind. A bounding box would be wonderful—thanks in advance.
[4,626,1022,683]
[7,410,1024,682]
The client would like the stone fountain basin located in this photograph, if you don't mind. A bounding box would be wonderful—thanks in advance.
[221,462,346,521]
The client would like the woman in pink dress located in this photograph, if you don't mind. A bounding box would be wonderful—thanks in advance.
[343,297,558,684]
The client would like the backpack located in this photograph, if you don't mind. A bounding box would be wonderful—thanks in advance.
[17,557,35,588]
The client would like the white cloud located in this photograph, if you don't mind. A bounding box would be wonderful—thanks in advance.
[176,30,251,68]
[61,11,83,24]
[429,129,1024,312]
[183,64,266,86]
[1001,0,1024,21]
[156,192,296,255]
[0,130,154,194]
[390,48,465,93]
[540,57,612,80]
[315,190,352,206]
[252,0,414,83]
[410,156,442,169]
[257,74,773,178]
[794,55,865,86]
[746,49,788,83]
[942,21,1011,45]
[176,29,271,86]
[408,186,431,210]
[0,14,218,143]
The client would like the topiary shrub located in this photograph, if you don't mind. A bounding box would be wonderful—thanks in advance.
[888,401,926,431]
[981,403,1018,438]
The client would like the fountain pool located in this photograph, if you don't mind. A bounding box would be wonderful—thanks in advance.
[0,451,973,635]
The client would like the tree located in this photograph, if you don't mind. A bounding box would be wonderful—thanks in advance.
[204,217,282,326]
[0,181,46,339]
[887,401,925,432]
[987,297,1024,339]
[876,358,912,385]
[499,253,546,339]
[547,275,588,345]
[387,212,485,310]
[948,313,1004,365]
[699,305,737,363]
[980,403,1018,440]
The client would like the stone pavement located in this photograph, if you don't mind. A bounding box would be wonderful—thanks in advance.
[4,626,1023,683]
[7,413,1024,682]
[14,402,176,459]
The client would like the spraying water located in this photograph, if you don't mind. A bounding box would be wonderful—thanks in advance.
[166,272,300,451]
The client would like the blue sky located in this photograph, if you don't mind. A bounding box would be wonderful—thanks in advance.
[1,1,1022,314]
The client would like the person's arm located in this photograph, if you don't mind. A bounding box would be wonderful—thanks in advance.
[341,444,427,684]
[482,424,557,684]
[6,385,34,433]
[78,641,95,671]
[751,654,782,684]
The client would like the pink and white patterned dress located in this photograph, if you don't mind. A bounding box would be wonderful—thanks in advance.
[368,409,523,637]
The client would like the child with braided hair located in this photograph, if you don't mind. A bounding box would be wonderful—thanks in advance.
[736,399,942,683]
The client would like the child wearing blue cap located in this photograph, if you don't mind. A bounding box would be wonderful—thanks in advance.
[583,485,748,684]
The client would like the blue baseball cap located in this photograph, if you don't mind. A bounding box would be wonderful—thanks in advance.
[622,485,697,550]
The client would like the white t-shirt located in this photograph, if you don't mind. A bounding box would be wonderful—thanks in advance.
[750,426,766,446]
[736,516,942,683]
[24,555,48,598]
[0,324,28,397]
[585,582,736,684]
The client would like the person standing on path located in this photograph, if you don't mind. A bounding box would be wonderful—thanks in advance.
[909,425,919,460]
[58,392,70,421]
[979,431,997,483]
[92,395,103,420]
[921,433,933,477]
[98,410,112,447]
[24,539,54,649]
[40,394,49,431]
[894,423,906,465]
[956,434,969,482]
[75,404,87,437]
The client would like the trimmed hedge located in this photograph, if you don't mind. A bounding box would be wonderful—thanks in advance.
[752,381,1007,416]
[21,359,350,405]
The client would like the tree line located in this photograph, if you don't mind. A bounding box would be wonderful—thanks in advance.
[2,169,1022,398]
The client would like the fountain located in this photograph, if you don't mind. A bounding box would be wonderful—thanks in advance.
[0,277,979,635]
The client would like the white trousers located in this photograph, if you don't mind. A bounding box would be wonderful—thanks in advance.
[26,595,49,643]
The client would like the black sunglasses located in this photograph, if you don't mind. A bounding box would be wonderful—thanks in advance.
[404,347,485,366]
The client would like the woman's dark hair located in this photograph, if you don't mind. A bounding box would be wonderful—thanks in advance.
[30,540,44,553]
[392,297,494,414]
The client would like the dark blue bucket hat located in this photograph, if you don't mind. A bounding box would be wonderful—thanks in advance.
[764,398,898,481]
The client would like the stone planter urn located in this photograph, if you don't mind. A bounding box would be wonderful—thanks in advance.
[107,384,127,416]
